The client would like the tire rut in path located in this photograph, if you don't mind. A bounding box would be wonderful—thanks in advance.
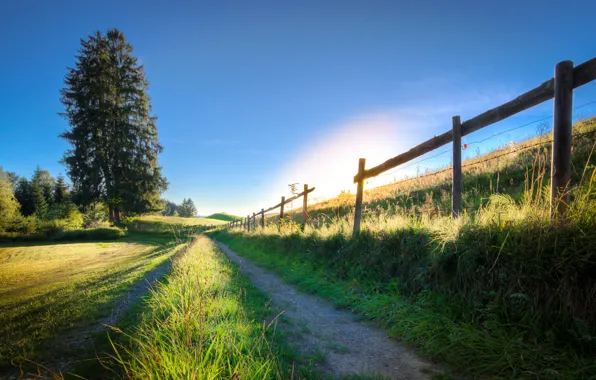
[216,242,435,380]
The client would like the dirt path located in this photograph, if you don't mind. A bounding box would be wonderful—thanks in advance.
[217,242,435,380]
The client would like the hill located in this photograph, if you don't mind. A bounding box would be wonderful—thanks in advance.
[210,117,596,379]
[206,212,242,221]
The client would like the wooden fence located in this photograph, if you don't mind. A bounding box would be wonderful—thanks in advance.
[224,184,315,231]
[352,58,596,235]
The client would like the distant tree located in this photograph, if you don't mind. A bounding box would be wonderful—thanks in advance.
[33,167,56,207]
[60,29,167,223]
[288,183,300,209]
[4,171,20,189]
[14,178,34,216]
[162,200,179,216]
[0,171,21,231]
[178,198,197,218]
[31,170,48,218]
[54,175,69,204]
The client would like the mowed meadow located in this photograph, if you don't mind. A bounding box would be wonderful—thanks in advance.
[0,233,185,375]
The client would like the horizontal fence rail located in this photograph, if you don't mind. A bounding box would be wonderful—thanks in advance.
[352,57,596,235]
[354,58,596,183]
[224,184,315,232]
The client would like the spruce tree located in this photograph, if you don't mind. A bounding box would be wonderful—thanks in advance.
[178,198,197,218]
[54,175,69,204]
[14,178,34,216]
[60,29,167,223]
[31,176,48,218]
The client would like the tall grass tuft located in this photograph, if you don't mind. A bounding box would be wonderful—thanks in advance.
[109,236,295,379]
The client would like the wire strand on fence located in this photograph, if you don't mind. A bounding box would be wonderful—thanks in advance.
[378,100,596,180]
[465,100,596,147]
[381,128,596,187]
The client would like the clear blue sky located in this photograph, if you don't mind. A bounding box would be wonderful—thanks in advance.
[1,0,596,216]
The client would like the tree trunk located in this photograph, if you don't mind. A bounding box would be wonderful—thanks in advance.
[108,204,115,224]
[114,207,121,224]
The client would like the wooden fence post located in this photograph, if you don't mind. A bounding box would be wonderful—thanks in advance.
[252,212,256,230]
[452,116,462,218]
[245,215,249,231]
[302,184,308,231]
[280,196,285,219]
[551,60,574,217]
[261,209,265,228]
[353,158,366,236]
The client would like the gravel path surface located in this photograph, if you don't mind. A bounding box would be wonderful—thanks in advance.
[217,242,435,380]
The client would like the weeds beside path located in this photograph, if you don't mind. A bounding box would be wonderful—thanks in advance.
[216,241,434,380]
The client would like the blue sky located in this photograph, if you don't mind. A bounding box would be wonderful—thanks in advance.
[1,0,596,216]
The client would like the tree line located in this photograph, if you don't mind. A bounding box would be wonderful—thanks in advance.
[162,198,197,218]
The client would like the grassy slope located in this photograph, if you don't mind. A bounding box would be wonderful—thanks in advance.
[209,118,596,379]
[110,236,320,379]
[0,234,184,371]
[206,212,242,221]
[135,214,227,226]
[279,117,596,224]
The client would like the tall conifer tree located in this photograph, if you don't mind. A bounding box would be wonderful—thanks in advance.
[60,29,167,222]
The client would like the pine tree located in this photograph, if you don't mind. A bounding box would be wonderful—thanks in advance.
[178,198,197,218]
[31,178,47,218]
[162,200,179,216]
[14,178,34,216]
[54,175,69,204]
[60,29,167,223]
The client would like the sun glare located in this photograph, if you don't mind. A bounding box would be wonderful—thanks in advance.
[272,114,420,202]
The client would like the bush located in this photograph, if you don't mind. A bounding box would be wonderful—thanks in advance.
[82,203,109,228]
[52,227,125,241]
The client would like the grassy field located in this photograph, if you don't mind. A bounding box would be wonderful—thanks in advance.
[211,119,596,379]
[205,212,242,221]
[0,234,185,373]
[110,236,319,379]
[134,214,227,226]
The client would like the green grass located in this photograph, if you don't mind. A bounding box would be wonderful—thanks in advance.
[0,234,185,373]
[208,118,596,379]
[109,235,320,379]
[134,214,227,226]
[127,215,226,237]
[205,212,243,222]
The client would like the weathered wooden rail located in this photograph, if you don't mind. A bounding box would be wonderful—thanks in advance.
[224,184,315,231]
[352,58,596,235]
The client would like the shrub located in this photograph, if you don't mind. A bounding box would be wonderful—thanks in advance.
[82,203,109,228]
[52,227,125,241]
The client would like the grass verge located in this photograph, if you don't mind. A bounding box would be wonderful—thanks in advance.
[109,235,320,379]
[208,209,596,380]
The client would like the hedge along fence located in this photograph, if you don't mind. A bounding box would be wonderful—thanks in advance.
[352,58,596,236]
[223,184,315,232]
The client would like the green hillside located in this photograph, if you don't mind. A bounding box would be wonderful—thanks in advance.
[210,117,596,379]
[206,212,242,221]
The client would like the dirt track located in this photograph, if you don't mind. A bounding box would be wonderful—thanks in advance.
[216,242,435,380]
